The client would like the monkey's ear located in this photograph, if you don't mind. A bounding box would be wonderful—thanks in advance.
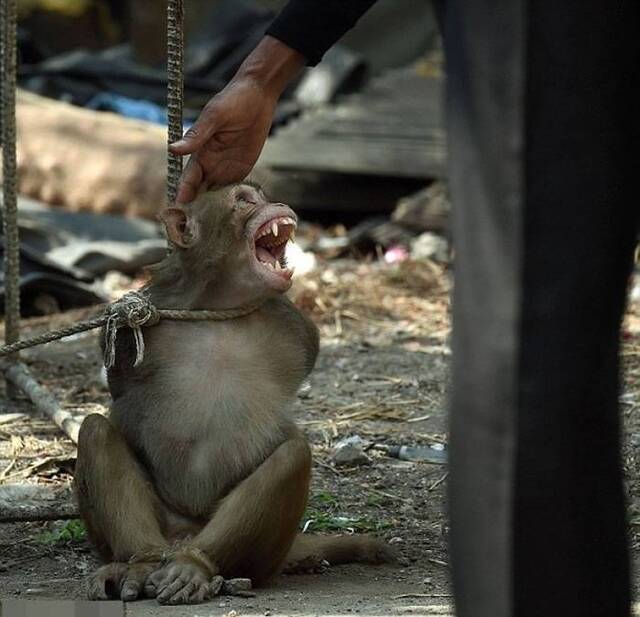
[159,207,197,248]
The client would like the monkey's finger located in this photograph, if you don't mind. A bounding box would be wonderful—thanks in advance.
[157,577,188,604]
[147,567,166,586]
[168,580,197,605]
[155,564,190,589]
[175,156,204,204]
[144,567,168,598]
[191,582,210,604]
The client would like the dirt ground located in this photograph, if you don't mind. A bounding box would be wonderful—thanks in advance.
[1,258,639,617]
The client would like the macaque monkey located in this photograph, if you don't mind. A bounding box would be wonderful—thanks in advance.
[75,183,393,605]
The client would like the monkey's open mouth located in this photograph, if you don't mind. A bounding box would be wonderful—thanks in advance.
[253,215,297,281]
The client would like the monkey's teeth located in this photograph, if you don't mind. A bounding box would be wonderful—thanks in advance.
[275,261,282,271]
[272,222,279,237]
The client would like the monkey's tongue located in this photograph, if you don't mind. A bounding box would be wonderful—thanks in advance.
[256,246,276,265]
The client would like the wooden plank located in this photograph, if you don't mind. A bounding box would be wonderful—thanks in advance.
[262,138,446,179]
[260,68,445,179]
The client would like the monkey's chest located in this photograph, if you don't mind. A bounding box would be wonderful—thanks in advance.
[116,322,307,517]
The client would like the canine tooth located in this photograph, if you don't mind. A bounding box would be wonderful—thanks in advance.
[272,222,279,237]
[275,261,282,271]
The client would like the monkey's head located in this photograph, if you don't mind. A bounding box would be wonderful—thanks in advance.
[159,183,297,306]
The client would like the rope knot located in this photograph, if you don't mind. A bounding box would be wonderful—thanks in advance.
[107,291,160,329]
[103,291,159,369]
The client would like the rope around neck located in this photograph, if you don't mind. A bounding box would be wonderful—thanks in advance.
[0,291,262,368]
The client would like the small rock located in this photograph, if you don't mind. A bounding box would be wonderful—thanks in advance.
[392,182,450,234]
[222,578,253,596]
[331,444,371,467]
[297,379,312,398]
[209,575,224,596]
[389,536,404,544]
[411,231,449,263]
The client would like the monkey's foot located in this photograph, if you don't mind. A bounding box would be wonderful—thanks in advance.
[87,562,159,601]
[146,557,214,605]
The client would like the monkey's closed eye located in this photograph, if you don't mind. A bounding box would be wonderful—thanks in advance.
[234,197,256,211]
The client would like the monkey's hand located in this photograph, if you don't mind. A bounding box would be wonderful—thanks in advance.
[145,548,218,605]
[169,36,305,203]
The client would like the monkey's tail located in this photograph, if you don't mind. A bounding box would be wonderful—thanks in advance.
[282,533,396,574]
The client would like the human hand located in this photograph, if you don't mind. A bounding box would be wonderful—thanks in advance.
[169,36,305,203]
[169,77,278,203]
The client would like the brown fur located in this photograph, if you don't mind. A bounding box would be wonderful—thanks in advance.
[75,184,394,606]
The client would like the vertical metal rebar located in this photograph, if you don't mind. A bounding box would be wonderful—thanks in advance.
[1,0,21,376]
[166,0,184,207]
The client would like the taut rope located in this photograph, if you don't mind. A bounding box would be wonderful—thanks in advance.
[0,291,262,368]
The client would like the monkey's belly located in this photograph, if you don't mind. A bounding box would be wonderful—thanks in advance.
[141,412,291,519]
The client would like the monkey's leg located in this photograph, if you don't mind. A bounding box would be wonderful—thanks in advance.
[75,414,168,601]
[149,434,311,605]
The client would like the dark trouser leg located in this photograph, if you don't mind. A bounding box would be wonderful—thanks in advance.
[443,2,639,616]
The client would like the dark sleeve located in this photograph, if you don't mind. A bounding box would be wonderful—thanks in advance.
[266,0,377,66]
